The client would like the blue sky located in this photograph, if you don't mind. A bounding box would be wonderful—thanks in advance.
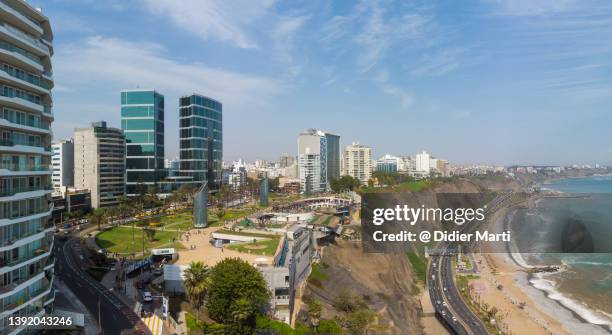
[40,0,612,165]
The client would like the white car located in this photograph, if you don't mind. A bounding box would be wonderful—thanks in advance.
[142,291,153,302]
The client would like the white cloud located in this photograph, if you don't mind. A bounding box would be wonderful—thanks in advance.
[54,36,281,108]
[271,14,310,68]
[142,0,277,49]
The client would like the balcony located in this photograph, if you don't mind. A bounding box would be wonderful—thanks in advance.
[0,22,49,56]
[0,205,51,221]
[0,138,51,154]
[0,66,49,92]
[0,162,49,173]
[0,114,51,132]
[0,183,52,197]
[0,40,42,69]
[0,1,43,36]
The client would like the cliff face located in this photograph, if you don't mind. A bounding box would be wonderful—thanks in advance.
[306,241,423,335]
[303,178,506,334]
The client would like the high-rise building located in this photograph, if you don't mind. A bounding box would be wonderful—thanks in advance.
[120,89,165,195]
[342,142,372,185]
[415,151,431,172]
[0,3,56,332]
[279,153,295,168]
[74,122,125,208]
[297,129,340,193]
[178,94,223,190]
[325,133,340,183]
[51,139,73,191]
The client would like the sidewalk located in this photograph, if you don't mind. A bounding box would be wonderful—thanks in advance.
[54,277,100,335]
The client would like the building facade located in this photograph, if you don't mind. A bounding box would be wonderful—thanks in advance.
[74,122,125,208]
[415,151,431,173]
[297,129,340,193]
[0,2,56,333]
[120,89,165,195]
[375,154,400,173]
[179,94,222,191]
[51,139,73,191]
[342,142,372,185]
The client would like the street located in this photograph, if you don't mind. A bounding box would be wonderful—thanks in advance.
[54,237,151,335]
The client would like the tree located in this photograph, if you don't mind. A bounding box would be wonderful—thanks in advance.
[183,261,212,317]
[88,208,106,231]
[308,298,323,327]
[206,258,271,328]
[330,175,362,193]
[333,290,367,313]
[144,227,156,241]
[317,319,342,334]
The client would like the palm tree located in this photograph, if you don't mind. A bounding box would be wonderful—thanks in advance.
[88,208,106,231]
[183,261,212,318]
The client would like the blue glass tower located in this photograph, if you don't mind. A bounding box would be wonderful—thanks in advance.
[179,94,222,191]
[121,89,166,195]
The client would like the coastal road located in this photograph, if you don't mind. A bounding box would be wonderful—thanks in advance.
[54,236,151,335]
[428,193,514,335]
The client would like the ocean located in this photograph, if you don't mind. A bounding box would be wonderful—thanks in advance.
[512,176,612,332]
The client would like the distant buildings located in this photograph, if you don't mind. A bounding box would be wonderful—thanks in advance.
[179,94,223,191]
[415,151,431,173]
[52,139,74,191]
[376,154,400,173]
[297,129,340,193]
[343,142,372,184]
[121,89,166,195]
[279,153,295,168]
[0,2,56,330]
[74,121,125,208]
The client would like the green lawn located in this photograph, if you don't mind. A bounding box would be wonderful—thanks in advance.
[215,229,278,239]
[226,238,280,256]
[128,211,219,231]
[307,262,328,287]
[95,226,184,256]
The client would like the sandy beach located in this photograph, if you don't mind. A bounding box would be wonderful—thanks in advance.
[471,202,611,335]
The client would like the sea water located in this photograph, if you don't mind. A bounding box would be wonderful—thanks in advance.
[512,176,612,331]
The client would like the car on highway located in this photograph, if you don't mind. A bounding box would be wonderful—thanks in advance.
[142,291,152,302]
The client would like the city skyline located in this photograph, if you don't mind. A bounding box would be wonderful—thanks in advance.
[41,0,612,165]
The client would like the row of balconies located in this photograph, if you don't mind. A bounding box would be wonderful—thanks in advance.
[0,238,51,268]
[0,276,51,314]
[0,224,52,247]
[0,113,50,131]
[0,139,50,152]
[0,162,48,172]
[0,183,51,197]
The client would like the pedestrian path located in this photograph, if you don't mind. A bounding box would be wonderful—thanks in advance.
[142,314,163,335]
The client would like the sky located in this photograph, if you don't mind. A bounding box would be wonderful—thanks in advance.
[38,0,612,165]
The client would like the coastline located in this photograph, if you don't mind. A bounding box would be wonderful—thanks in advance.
[489,196,611,334]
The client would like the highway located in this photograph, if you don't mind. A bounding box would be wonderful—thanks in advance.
[427,193,513,335]
[54,236,151,335]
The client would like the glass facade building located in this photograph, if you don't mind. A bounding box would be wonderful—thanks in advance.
[0,1,55,333]
[121,90,166,195]
[179,94,222,190]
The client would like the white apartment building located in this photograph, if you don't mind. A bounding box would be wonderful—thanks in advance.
[415,151,431,172]
[298,129,340,193]
[74,122,125,208]
[0,2,56,333]
[51,139,73,191]
[342,142,372,184]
